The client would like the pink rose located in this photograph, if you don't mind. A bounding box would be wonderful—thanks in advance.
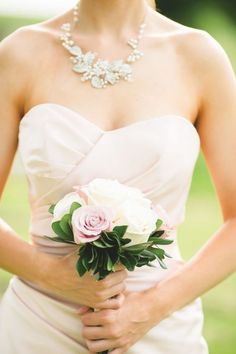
[72,205,114,244]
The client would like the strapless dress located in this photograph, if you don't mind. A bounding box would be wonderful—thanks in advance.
[0,103,208,353]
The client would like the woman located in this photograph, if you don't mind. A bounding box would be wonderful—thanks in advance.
[0,0,235,353]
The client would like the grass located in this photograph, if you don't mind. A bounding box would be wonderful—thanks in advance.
[0,14,42,39]
[0,153,236,354]
[192,4,236,68]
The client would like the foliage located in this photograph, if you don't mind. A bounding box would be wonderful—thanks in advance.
[47,202,173,280]
[156,0,236,25]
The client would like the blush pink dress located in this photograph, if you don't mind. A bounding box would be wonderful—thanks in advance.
[0,103,209,353]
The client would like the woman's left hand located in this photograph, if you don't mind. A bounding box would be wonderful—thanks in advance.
[80,290,160,354]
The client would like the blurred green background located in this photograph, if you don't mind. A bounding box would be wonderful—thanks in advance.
[0,1,236,353]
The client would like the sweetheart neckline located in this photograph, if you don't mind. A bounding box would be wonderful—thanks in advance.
[19,102,200,143]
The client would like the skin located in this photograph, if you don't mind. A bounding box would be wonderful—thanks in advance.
[0,0,236,353]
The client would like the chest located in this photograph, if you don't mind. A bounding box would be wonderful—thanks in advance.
[27,36,199,131]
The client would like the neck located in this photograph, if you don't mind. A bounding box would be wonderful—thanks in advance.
[75,0,150,35]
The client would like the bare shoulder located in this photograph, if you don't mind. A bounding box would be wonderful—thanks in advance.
[177,26,236,102]
[151,11,235,111]
[0,21,55,66]
[0,8,71,71]
[0,15,66,110]
[177,27,234,76]
[151,10,233,74]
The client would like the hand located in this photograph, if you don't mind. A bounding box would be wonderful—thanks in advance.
[80,291,158,354]
[37,250,128,309]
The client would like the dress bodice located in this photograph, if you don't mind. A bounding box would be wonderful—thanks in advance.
[17,102,200,295]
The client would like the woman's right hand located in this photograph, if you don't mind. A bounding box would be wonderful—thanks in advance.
[38,249,128,310]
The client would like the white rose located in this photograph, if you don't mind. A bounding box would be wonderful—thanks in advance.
[52,192,86,222]
[80,178,150,209]
[114,199,157,246]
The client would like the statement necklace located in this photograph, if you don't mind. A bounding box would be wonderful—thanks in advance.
[60,3,147,89]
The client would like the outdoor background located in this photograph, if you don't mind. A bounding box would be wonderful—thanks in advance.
[0,1,235,353]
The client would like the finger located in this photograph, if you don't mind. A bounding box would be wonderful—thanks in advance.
[77,306,91,315]
[100,270,127,288]
[81,309,114,326]
[95,293,125,310]
[83,325,112,340]
[86,339,117,352]
[101,282,126,301]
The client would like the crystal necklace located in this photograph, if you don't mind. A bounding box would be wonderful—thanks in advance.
[60,2,147,89]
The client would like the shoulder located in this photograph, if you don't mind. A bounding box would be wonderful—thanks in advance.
[151,11,233,74]
[179,28,236,105]
[177,28,233,76]
[0,18,63,110]
[151,12,235,105]
[0,21,56,67]
[0,9,71,59]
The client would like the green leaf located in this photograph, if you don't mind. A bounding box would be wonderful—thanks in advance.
[78,244,87,257]
[121,238,132,246]
[76,258,87,277]
[156,218,163,229]
[51,221,70,240]
[99,251,106,268]
[149,247,165,259]
[123,242,151,253]
[101,232,119,247]
[127,253,139,267]
[149,230,165,239]
[157,258,168,269]
[151,237,174,245]
[113,225,128,238]
[99,239,115,248]
[120,256,134,271]
[70,202,82,214]
[92,240,109,248]
[140,249,156,261]
[109,248,120,265]
[136,258,149,267]
[97,269,110,280]
[81,255,90,271]
[106,254,114,271]
[109,231,123,245]
[48,204,56,215]
[59,214,73,240]
[88,246,96,264]
[90,251,100,273]
[163,251,172,258]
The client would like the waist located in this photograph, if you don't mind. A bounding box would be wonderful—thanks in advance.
[18,256,185,310]
[25,227,184,307]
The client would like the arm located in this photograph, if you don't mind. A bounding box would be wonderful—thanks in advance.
[0,28,127,308]
[80,31,236,354]
[148,30,236,319]
[0,29,53,285]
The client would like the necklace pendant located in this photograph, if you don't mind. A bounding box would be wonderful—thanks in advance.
[73,62,90,74]
[60,4,147,89]
[91,76,105,89]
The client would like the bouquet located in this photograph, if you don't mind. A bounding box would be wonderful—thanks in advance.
[46,178,174,354]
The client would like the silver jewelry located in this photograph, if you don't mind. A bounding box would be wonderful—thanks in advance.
[60,2,147,89]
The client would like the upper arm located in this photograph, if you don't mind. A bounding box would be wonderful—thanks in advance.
[194,31,236,220]
[0,28,32,198]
